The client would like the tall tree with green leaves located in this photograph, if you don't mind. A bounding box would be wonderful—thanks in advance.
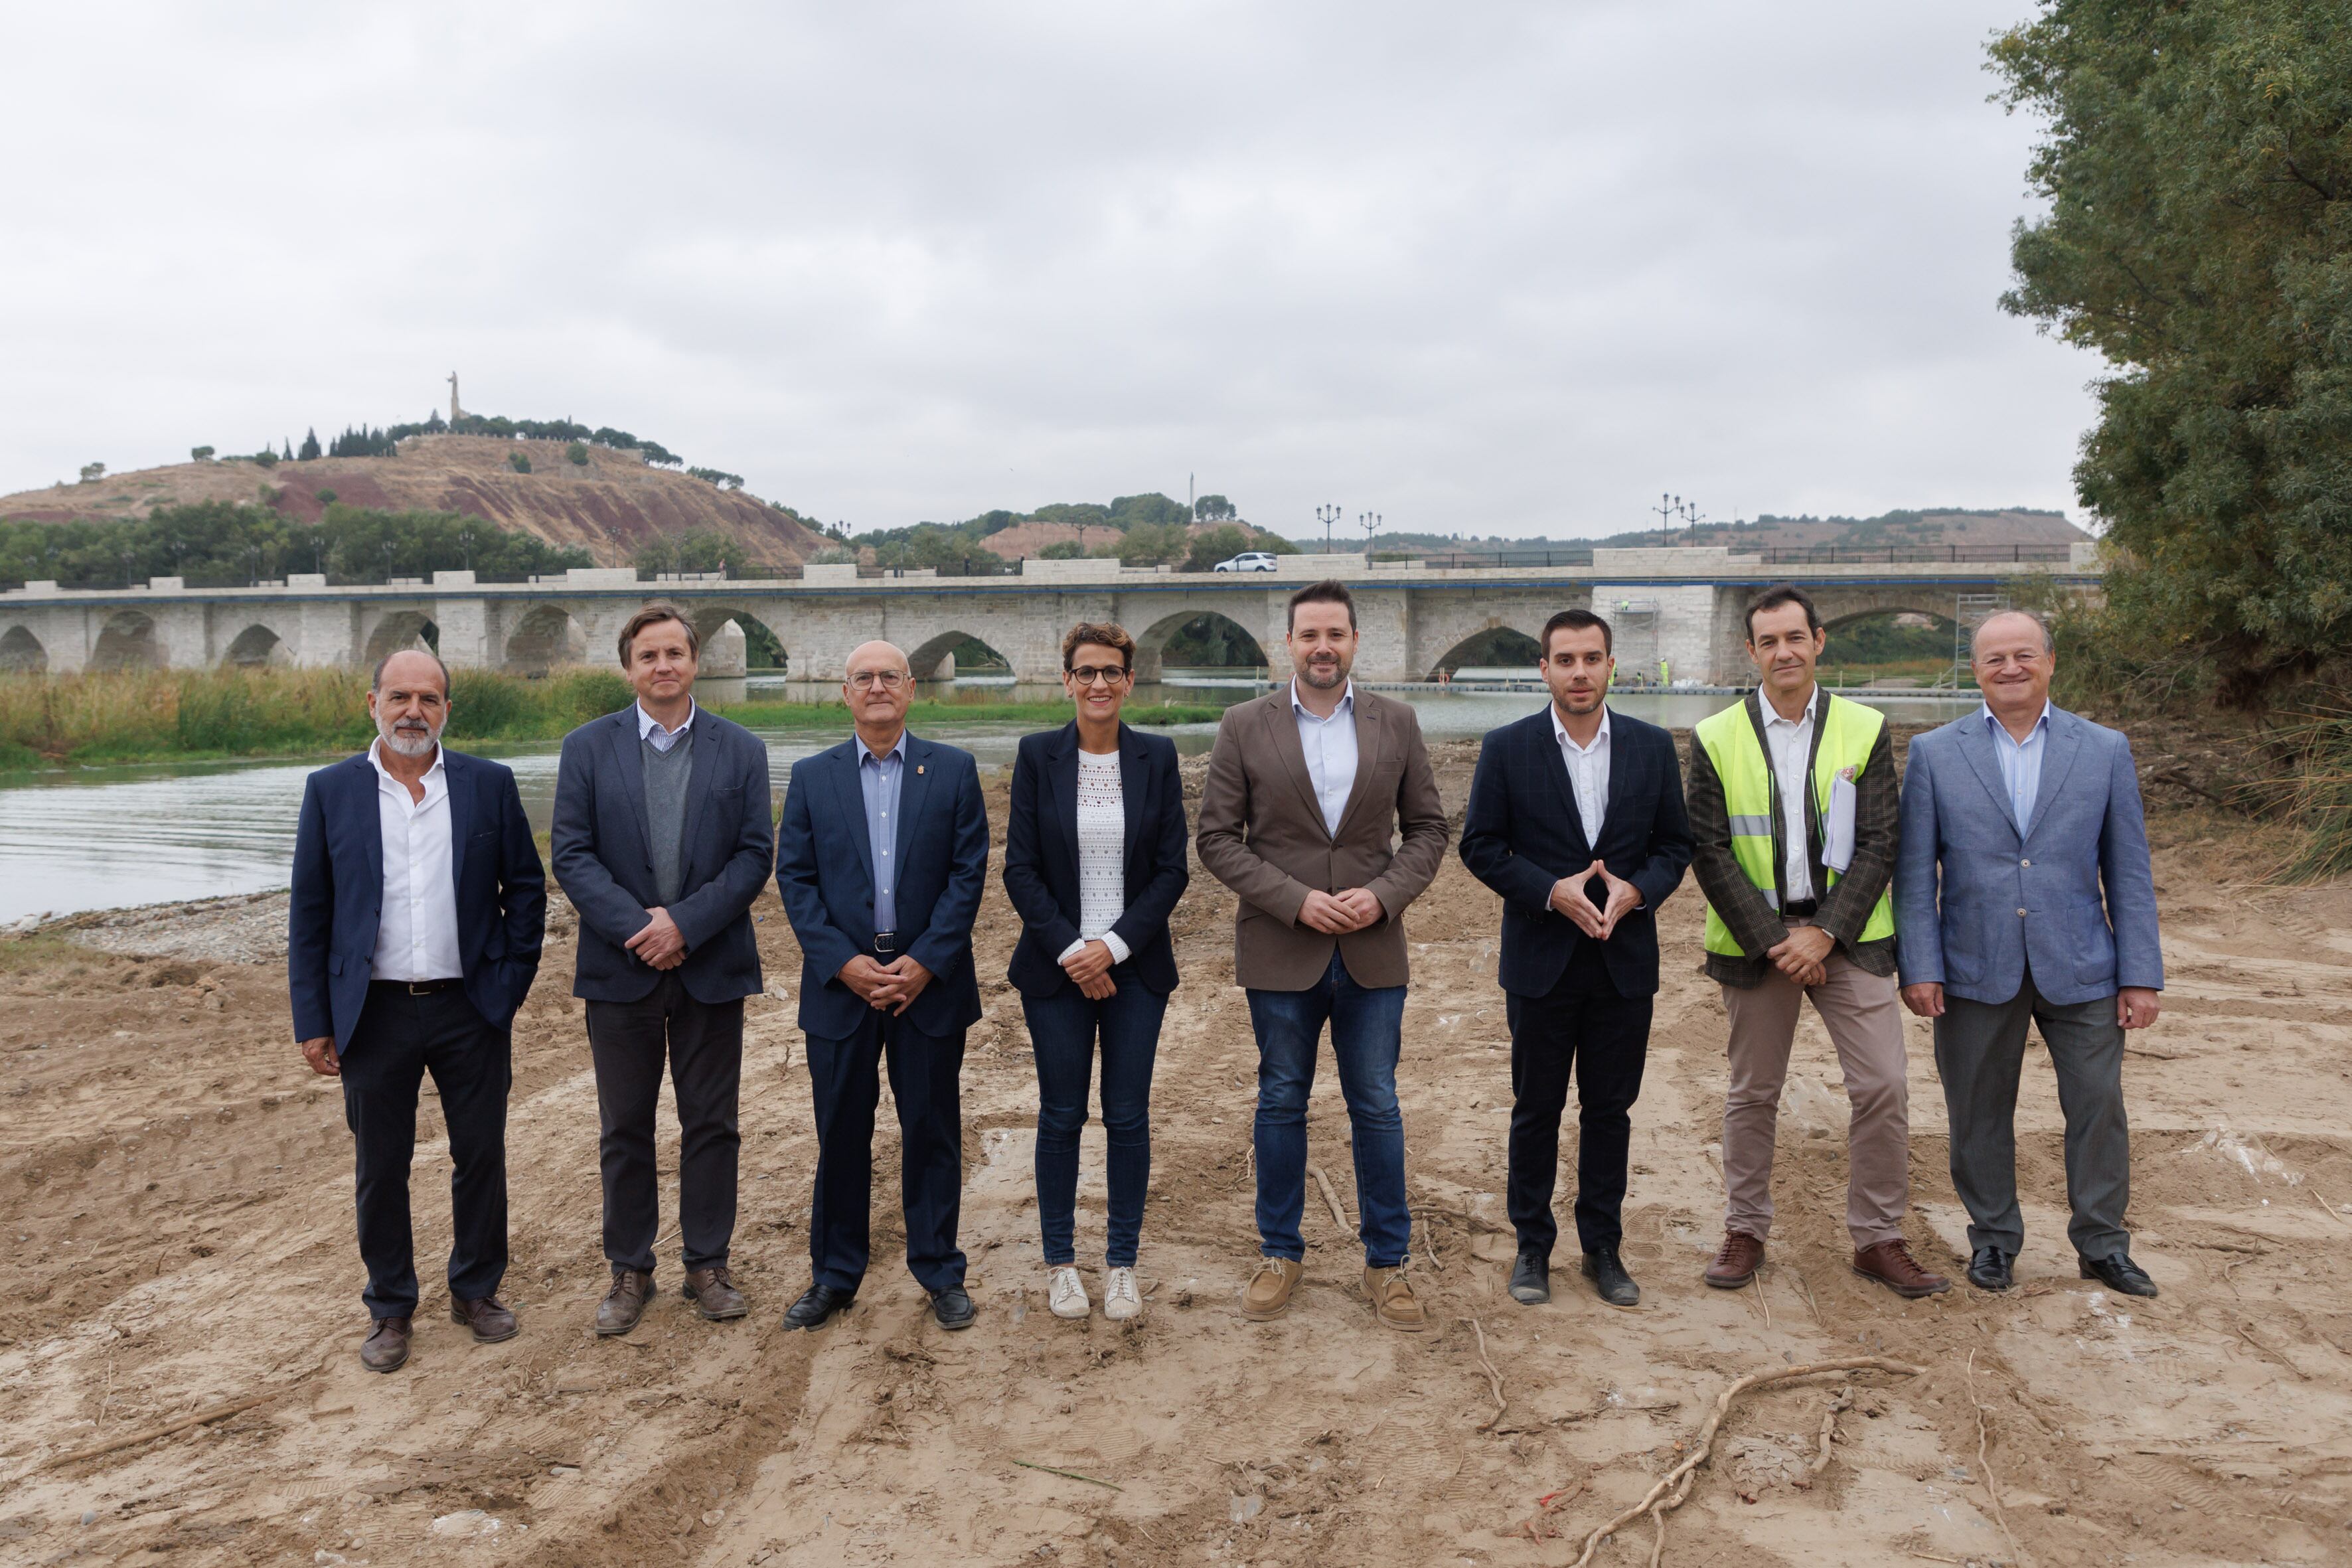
[1994,1,2352,704]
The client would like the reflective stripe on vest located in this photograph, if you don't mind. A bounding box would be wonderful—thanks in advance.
[1694,692,1897,958]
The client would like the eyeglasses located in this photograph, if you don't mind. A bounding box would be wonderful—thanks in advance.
[1065,665,1130,686]
[848,669,907,690]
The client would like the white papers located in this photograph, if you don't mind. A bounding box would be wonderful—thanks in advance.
[1823,773,1859,873]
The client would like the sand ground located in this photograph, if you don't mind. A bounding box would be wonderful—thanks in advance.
[2,736,2349,1567]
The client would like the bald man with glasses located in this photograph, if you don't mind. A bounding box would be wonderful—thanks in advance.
[775,641,990,1332]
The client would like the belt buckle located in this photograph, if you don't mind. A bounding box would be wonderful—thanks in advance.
[873,930,898,956]
[406,980,439,996]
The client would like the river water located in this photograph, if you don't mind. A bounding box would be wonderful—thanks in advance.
[0,682,1973,922]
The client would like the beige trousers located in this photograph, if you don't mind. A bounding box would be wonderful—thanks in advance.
[1720,943,1909,1249]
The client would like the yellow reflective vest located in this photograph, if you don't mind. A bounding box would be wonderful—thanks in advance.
[1693,692,1896,958]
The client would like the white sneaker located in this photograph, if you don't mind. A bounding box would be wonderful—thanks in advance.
[1048,1266,1091,1320]
[1102,1266,1142,1322]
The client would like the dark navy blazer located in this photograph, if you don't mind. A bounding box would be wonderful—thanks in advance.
[775,732,990,1040]
[1458,706,1694,998]
[1002,722,1190,999]
[288,748,546,1052]
[549,706,775,1005]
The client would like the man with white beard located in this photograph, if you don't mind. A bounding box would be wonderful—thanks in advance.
[289,649,546,1372]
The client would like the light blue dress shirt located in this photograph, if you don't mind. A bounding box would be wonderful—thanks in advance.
[1291,678,1359,837]
[637,699,696,753]
[1982,700,2051,830]
[858,729,907,931]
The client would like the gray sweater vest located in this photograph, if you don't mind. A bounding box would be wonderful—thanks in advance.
[643,727,695,905]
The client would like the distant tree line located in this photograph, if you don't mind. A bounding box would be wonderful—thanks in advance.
[0,501,591,589]
[849,491,1294,574]
[205,410,695,470]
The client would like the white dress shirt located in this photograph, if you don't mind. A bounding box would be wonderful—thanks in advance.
[1058,749,1135,967]
[368,739,463,982]
[1550,703,1611,846]
[1759,686,1820,905]
[1291,678,1359,838]
[1982,700,2052,829]
[637,698,696,753]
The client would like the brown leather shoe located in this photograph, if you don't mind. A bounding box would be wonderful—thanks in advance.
[360,1316,412,1373]
[450,1294,518,1343]
[1240,1257,1303,1321]
[1853,1239,1952,1298]
[1364,1265,1427,1332]
[1704,1231,1764,1289]
[595,1267,655,1336]
[683,1265,748,1322]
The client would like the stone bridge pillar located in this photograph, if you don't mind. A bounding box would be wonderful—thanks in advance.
[1588,584,1719,684]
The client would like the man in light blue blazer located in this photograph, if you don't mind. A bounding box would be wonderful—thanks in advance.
[1895,610,2164,1297]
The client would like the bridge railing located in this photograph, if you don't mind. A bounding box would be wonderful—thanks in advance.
[1749,545,2074,564]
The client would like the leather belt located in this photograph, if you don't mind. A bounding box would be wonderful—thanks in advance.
[872,930,898,957]
[368,977,462,995]
[1781,899,1819,919]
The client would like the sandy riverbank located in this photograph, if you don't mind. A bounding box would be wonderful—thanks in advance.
[1,735,2348,1566]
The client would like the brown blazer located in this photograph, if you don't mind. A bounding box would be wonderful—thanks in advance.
[1195,685,1450,991]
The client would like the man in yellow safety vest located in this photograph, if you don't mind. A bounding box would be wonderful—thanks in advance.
[1686,584,1949,1299]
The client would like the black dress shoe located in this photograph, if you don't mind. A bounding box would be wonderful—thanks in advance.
[1581,1247,1641,1308]
[2079,1251,2158,1298]
[929,1284,977,1330]
[1968,1247,2014,1291]
[1507,1251,1550,1305]
[783,1283,857,1330]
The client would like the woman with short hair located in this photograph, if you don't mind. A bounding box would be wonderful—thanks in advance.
[1002,622,1190,1321]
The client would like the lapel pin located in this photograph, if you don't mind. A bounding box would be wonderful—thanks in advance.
[917,764,925,774]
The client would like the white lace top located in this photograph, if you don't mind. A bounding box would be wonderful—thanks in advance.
[1061,749,1133,965]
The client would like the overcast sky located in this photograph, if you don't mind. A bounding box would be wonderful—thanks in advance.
[0,2,2090,539]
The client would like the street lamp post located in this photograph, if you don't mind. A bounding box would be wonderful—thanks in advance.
[1315,503,1342,554]
[1651,493,1676,548]
[1360,510,1383,557]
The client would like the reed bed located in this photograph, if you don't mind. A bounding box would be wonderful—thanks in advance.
[0,669,1223,770]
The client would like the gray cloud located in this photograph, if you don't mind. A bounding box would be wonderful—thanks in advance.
[0,1,2088,537]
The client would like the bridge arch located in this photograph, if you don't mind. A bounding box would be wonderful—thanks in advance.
[684,605,788,678]
[222,622,292,668]
[91,611,163,672]
[503,605,584,676]
[0,624,46,674]
[906,628,1014,682]
[364,611,440,668]
[1131,608,1269,683]
[1427,625,1543,679]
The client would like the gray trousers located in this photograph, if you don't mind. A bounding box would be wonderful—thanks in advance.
[1934,968,2130,1260]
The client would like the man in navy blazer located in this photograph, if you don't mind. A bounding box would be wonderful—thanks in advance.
[1460,609,1692,1308]
[551,605,775,1336]
[290,649,545,1372]
[1896,609,2164,1296]
[775,639,989,1332]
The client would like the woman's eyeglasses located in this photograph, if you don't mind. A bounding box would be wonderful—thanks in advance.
[1065,665,1130,687]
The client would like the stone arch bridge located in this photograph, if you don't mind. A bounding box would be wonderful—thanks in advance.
[0,551,2098,686]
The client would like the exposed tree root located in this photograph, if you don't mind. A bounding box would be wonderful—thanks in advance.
[1794,1385,1853,1489]
[1458,1316,1508,1431]
[1568,1356,1924,1567]
[1967,1349,2033,1567]
[43,1391,277,1468]
[1308,1163,1350,1232]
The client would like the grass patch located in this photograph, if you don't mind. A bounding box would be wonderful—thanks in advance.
[0,670,1229,771]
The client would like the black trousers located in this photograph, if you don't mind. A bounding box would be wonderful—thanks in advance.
[586,972,744,1275]
[1504,941,1654,1257]
[340,983,511,1320]
[804,1008,968,1294]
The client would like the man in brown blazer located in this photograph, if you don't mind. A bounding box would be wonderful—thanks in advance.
[1196,580,1450,1330]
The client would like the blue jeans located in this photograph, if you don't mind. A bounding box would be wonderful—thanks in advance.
[1247,951,1411,1268]
[1023,980,1166,1268]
